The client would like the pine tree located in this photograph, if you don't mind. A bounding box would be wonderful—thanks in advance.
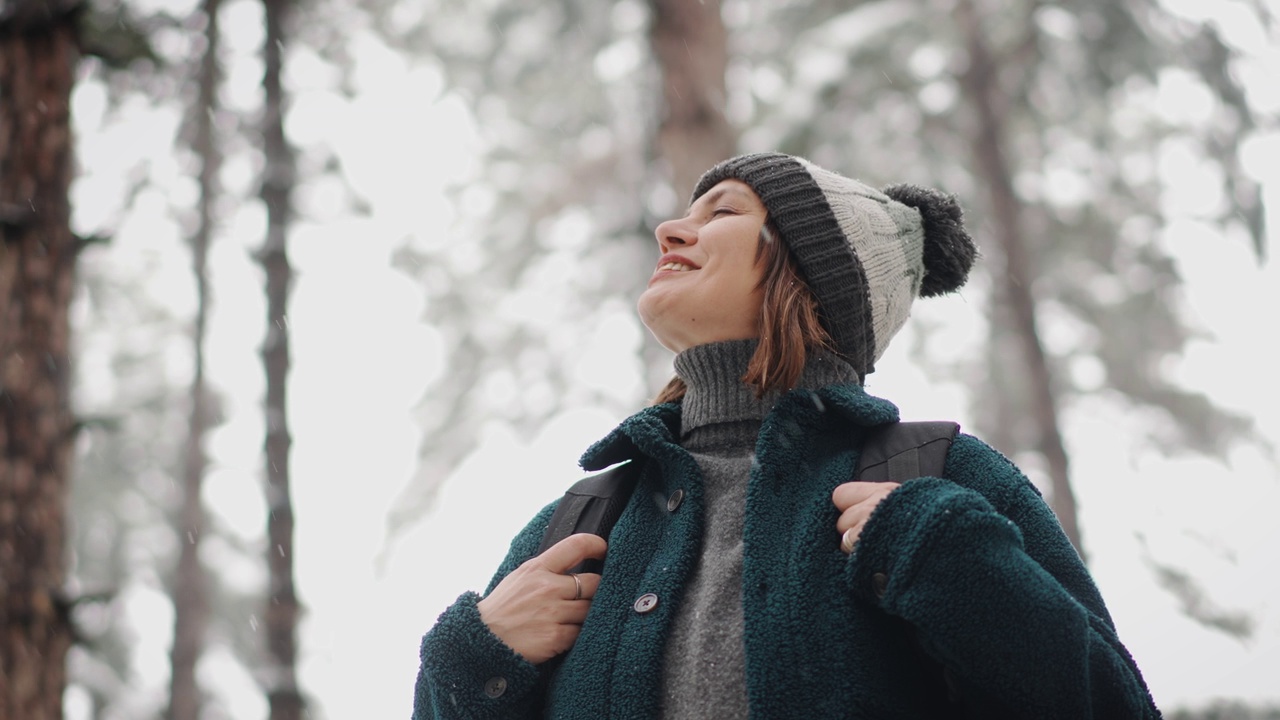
[258,0,304,716]
[649,0,736,200]
[168,0,224,716]
[0,1,81,716]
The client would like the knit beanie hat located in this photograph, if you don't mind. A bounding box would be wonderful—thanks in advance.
[691,152,978,379]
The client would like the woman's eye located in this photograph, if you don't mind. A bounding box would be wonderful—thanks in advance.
[711,207,736,217]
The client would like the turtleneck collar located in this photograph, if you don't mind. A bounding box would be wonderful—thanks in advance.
[674,339,859,440]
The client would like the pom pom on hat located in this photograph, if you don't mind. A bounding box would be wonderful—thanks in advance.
[883,184,978,297]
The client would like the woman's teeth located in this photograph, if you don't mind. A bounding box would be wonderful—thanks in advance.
[658,262,693,272]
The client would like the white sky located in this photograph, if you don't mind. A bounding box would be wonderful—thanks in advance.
[63,1,1280,717]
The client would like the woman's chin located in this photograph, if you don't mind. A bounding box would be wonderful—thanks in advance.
[635,312,686,355]
[637,321,685,355]
[636,288,670,327]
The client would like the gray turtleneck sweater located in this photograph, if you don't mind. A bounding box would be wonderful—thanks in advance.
[658,339,858,719]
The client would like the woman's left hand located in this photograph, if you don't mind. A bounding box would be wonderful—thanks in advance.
[832,481,900,554]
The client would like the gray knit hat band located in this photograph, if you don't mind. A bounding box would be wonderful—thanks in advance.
[691,152,978,379]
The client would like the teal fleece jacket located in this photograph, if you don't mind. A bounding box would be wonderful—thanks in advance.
[413,384,1161,719]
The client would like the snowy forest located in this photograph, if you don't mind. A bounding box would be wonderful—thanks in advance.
[2,0,1279,717]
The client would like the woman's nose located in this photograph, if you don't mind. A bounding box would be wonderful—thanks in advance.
[654,217,696,252]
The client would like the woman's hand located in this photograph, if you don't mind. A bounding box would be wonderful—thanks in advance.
[832,481,900,554]
[477,533,608,664]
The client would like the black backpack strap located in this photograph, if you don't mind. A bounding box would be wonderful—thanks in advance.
[855,420,964,707]
[855,421,960,482]
[535,459,642,574]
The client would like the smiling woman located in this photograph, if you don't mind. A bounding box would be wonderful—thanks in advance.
[411,152,1163,719]
[637,180,770,354]
[643,182,834,406]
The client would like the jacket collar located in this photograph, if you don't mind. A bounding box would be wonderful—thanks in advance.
[808,381,901,425]
[579,383,899,471]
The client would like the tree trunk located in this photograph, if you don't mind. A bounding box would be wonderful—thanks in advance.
[954,0,1084,558]
[647,0,737,202]
[259,0,303,717]
[0,2,80,717]
[641,0,737,390]
[167,0,222,717]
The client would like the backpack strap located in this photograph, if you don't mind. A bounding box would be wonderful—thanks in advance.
[855,421,960,482]
[855,419,964,706]
[535,460,641,574]
[536,421,960,571]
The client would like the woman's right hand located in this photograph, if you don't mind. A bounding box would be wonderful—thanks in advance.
[477,533,608,665]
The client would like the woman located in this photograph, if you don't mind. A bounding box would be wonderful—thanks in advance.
[412,153,1161,719]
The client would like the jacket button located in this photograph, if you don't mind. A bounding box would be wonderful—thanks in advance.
[633,593,659,613]
[484,676,507,698]
[872,572,889,598]
[666,489,684,512]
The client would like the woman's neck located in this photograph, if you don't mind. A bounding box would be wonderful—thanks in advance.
[674,339,857,439]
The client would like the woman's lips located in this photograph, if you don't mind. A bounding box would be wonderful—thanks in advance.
[653,253,700,272]
[649,256,699,286]
[655,261,697,272]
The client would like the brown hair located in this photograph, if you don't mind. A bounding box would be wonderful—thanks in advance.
[652,223,835,404]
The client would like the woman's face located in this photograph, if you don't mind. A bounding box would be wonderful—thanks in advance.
[637,179,769,354]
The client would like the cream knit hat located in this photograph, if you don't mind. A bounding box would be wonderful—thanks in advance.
[691,152,978,379]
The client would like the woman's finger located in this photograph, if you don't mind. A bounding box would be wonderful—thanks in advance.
[832,481,899,511]
[834,483,903,553]
[564,572,584,601]
[546,624,584,656]
[840,527,858,554]
[559,568,604,602]
[835,504,873,535]
[536,533,608,574]
[556,599,595,625]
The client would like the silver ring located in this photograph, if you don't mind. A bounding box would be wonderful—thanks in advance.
[840,529,857,555]
[570,572,582,601]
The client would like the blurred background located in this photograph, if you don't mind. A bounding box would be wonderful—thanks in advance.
[2,0,1279,717]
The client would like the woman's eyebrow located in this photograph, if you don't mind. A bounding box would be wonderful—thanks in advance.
[695,186,749,210]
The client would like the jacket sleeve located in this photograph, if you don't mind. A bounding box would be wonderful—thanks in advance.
[847,433,1161,719]
[411,501,558,720]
